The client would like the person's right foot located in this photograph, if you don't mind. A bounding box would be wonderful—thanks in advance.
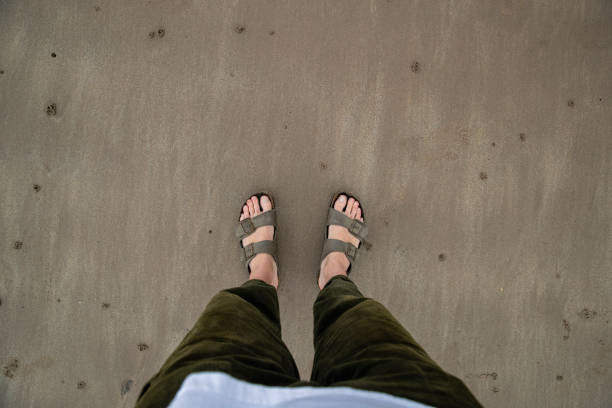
[240,195,278,288]
[318,194,364,289]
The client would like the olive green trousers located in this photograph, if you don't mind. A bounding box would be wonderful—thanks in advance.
[135,275,482,408]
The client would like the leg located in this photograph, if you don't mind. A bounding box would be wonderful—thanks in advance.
[135,279,299,408]
[311,275,482,408]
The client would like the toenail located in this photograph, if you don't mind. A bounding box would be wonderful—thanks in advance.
[339,196,346,201]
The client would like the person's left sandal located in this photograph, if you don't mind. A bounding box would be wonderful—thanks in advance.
[317,191,369,285]
[235,192,279,274]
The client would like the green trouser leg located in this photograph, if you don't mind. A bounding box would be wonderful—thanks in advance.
[135,275,482,408]
[311,275,483,408]
[134,279,300,408]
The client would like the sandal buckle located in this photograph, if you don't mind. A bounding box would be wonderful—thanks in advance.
[345,245,357,259]
[244,244,255,258]
[240,218,256,235]
[349,220,362,234]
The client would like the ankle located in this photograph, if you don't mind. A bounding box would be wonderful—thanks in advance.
[248,254,278,288]
[319,253,349,289]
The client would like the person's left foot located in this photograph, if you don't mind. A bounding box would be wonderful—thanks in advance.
[318,194,363,289]
[240,195,278,288]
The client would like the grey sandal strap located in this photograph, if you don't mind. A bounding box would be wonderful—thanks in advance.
[241,240,278,272]
[327,208,369,241]
[320,239,359,268]
[235,209,277,239]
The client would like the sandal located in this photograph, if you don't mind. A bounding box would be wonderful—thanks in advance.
[318,191,369,282]
[235,192,279,274]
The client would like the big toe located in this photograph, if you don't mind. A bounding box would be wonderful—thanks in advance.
[260,195,272,211]
[333,194,347,211]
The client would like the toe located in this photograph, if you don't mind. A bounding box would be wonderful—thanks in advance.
[243,205,249,218]
[240,213,245,221]
[345,197,355,215]
[247,199,255,217]
[356,208,362,220]
[350,200,359,218]
[260,195,272,211]
[334,194,347,211]
[252,195,260,214]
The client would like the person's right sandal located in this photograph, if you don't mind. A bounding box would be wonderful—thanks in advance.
[318,192,370,284]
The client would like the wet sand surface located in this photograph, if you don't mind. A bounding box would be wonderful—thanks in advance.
[1,1,611,407]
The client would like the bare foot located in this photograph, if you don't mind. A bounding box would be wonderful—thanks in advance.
[318,194,363,289]
[240,195,278,288]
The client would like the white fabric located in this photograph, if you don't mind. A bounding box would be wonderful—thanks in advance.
[168,371,432,408]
